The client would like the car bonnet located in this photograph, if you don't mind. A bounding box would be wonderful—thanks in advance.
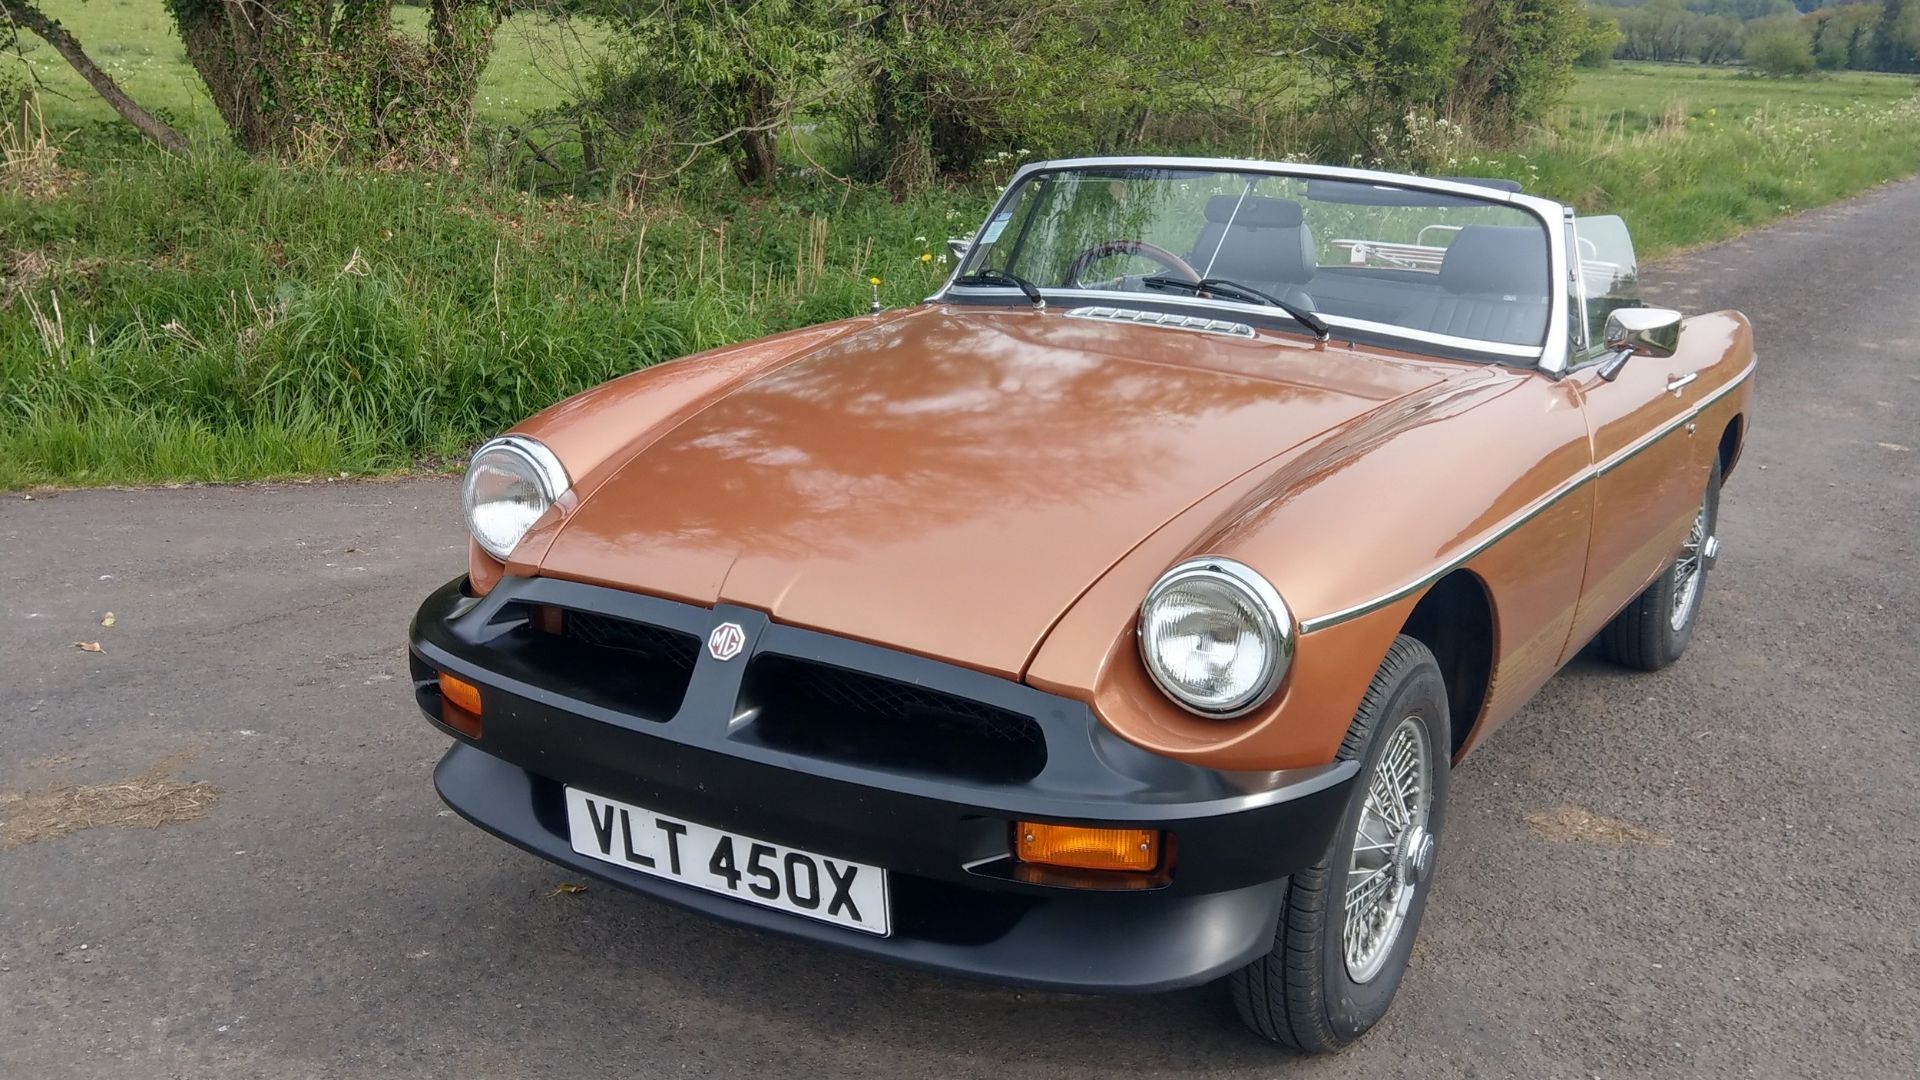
[532,307,1448,678]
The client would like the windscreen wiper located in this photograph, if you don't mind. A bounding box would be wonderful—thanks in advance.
[1143,275,1331,342]
[953,269,1044,307]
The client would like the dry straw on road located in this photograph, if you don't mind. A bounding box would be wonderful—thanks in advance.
[0,773,218,850]
[1524,804,1671,846]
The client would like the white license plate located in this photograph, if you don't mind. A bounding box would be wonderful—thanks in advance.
[563,787,890,936]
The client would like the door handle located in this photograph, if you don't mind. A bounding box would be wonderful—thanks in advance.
[1665,372,1698,395]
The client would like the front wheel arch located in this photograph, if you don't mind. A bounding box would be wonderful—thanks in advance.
[1397,569,1494,761]
[1718,413,1746,479]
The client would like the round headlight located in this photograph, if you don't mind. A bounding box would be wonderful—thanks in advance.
[1137,557,1293,718]
[463,436,570,561]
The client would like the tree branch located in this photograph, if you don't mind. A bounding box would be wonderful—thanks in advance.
[0,0,191,156]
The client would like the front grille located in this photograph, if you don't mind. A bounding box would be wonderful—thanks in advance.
[741,655,1046,784]
[505,605,700,722]
[562,611,701,673]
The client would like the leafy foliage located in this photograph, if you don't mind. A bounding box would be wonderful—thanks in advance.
[162,0,503,161]
[1577,13,1626,67]
[1808,4,1880,70]
[1449,0,1591,138]
[1879,0,1920,70]
[1744,15,1817,76]
[569,0,851,187]
[1595,0,1744,64]
[1590,0,1920,72]
[1745,24,1818,75]
[1370,0,1470,109]
[848,0,1378,188]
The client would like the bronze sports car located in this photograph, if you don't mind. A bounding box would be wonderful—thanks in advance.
[409,157,1754,1050]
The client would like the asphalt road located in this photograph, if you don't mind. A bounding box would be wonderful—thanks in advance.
[4,180,1918,1080]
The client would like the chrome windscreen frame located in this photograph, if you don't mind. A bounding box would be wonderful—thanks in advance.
[931,155,1574,375]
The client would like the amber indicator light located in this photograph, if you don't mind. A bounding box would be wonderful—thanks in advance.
[437,672,484,738]
[1014,822,1162,872]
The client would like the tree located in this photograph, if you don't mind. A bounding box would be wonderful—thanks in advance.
[164,0,505,161]
[1692,14,1745,63]
[1577,11,1625,65]
[1698,0,1793,20]
[1372,0,1469,108]
[858,0,1374,194]
[1449,0,1588,138]
[0,0,189,154]
[1744,19,1818,73]
[1601,0,1745,64]
[1877,0,1920,69]
[859,0,1112,191]
[1808,3,1880,69]
[573,0,848,186]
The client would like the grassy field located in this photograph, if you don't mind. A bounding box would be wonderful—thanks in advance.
[1562,61,1920,123]
[1526,62,1920,252]
[5,8,1920,487]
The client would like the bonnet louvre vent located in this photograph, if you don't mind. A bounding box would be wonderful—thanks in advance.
[1065,306,1257,339]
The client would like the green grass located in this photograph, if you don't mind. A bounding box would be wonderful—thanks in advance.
[1559,62,1920,130]
[4,23,1920,486]
[0,153,980,485]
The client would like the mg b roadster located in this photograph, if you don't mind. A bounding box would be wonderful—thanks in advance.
[409,157,1754,1050]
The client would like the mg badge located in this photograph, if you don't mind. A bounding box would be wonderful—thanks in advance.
[707,621,746,662]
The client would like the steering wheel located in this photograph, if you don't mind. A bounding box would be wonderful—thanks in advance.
[1064,240,1201,289]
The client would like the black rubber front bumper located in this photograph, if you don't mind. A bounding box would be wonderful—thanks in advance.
[410,575,1357,994]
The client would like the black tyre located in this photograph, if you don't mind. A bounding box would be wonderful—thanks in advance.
[1600,456,1722,671]
[1228,635,1451,1052]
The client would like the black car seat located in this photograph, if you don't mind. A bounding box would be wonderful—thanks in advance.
[1186,194,1318,310]
[1398,224,1550,345]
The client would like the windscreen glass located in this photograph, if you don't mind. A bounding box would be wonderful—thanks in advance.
[956,167,1552,348]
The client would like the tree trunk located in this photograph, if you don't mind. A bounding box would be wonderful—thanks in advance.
[0,0,191,155]
[424,0,500,151]
[162,0,500,161]
[167,0,274,151]
[881,101,930,198]
[734,127,778,185]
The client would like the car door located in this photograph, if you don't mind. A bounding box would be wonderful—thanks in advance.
[1560,215,1717,662]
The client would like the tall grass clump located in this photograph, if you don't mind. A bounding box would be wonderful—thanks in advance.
[1,151,982,485]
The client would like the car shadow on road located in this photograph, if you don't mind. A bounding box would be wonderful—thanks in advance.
[440,853,1293,1074]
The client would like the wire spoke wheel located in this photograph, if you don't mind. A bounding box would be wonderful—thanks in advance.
[1229,635,1450,1051]
[1342,715,1433,984]
[1669,492,1710,632]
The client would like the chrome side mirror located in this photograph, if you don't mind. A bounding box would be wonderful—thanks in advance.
[1597,307,1683,381]
[946,236,973,261]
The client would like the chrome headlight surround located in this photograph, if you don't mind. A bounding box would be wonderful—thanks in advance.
[462,435,571,561]
[1136,557,1294,719]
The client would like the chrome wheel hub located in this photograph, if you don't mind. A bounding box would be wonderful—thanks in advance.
[1670,495,1711,632]
[1343,716,1433,984]
[1394,824,1435,891]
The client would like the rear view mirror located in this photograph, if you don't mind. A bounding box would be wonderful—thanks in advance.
[1605,307,1682,357]
[1598,307,1682,381]
[947,236,973,261]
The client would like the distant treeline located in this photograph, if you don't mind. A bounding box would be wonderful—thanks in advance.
[1586,0,1920,73]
